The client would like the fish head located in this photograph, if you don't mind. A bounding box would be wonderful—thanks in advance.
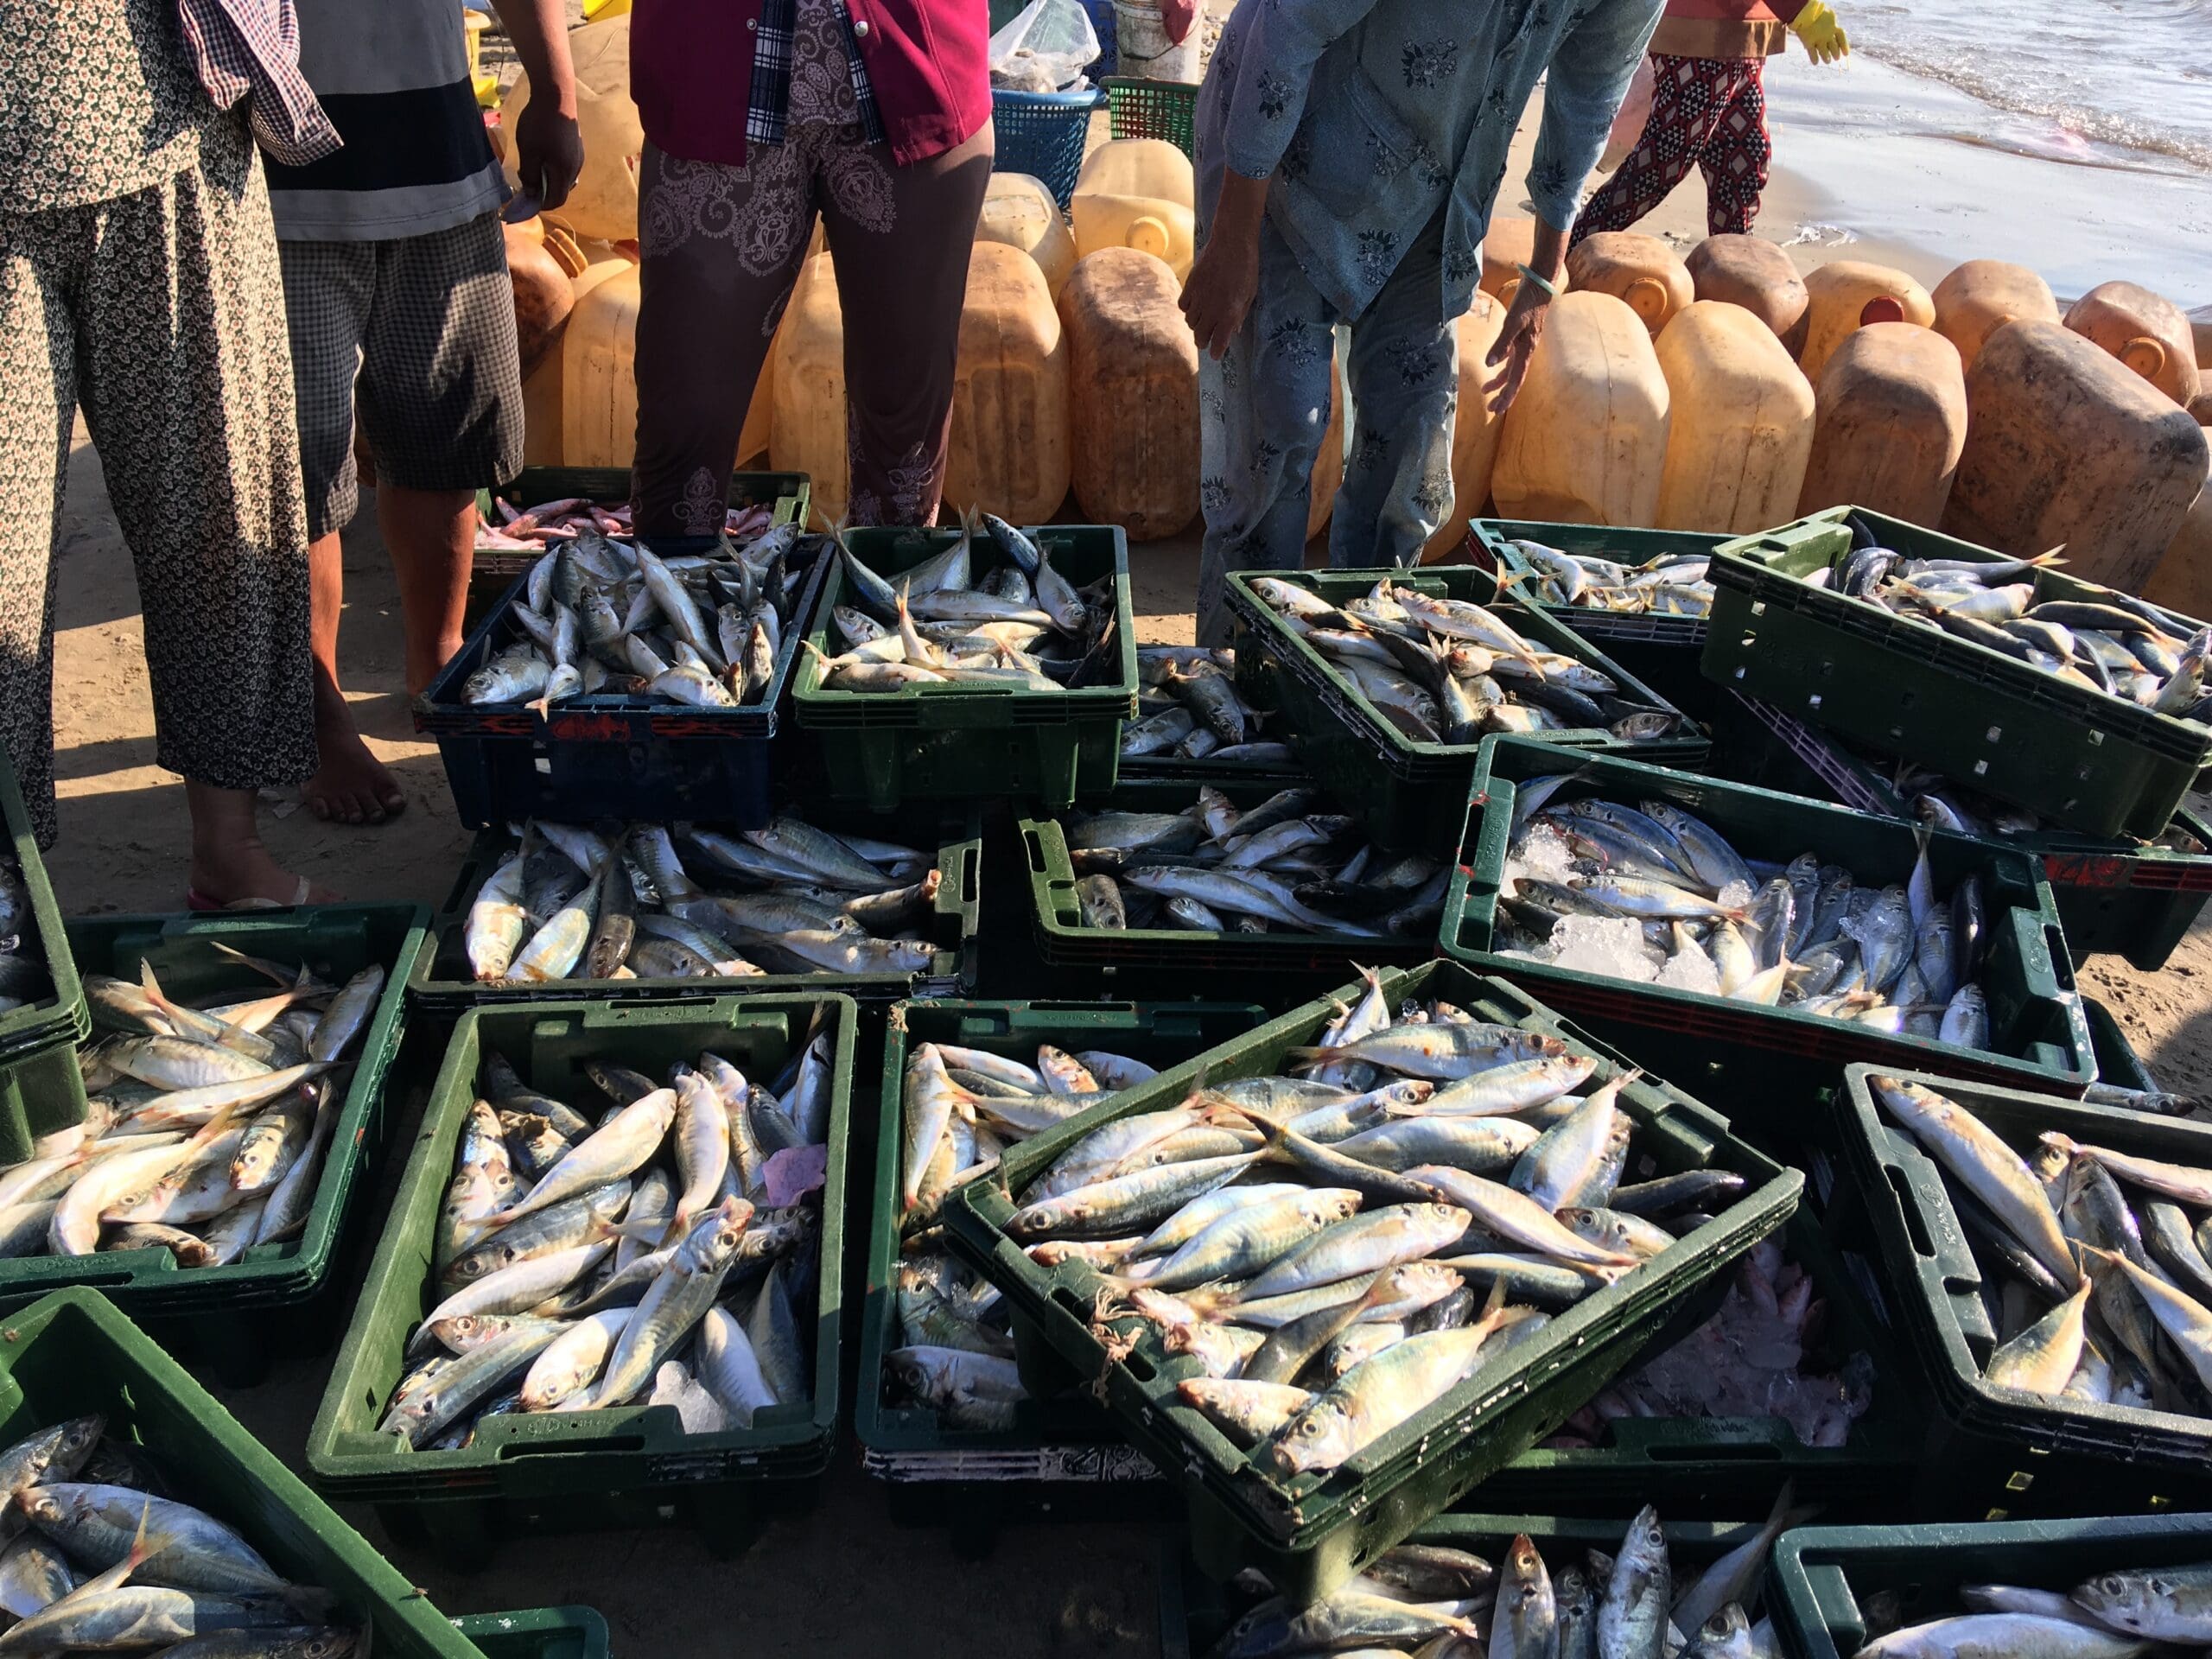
[13,1487,67,1530]
[2072,1572,2164,1633]
[1503,1532,1548,1593]
[1269,1398,1357,1476]
[1700,1605,1750,1642]
[295,1630,361,1658]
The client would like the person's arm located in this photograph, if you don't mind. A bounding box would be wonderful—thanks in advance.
[1179,0,1383,358]
[1484,0,1661,411]
[487,0,585,212]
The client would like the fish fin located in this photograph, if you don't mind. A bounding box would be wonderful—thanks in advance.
[2029,544,2066,568]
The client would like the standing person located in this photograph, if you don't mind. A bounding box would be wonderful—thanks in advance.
[269,0,583,826]
[1571,0,1848,244]
[627,0,994,537]
[0,0,339,906]
[1181,0,1664,646]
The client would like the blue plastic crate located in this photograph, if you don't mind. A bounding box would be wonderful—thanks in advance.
[992,87,1105,207]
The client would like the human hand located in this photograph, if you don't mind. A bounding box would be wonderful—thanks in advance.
[512,93,585,213]
[1180,222,1262,360]
[1484,277,1554,414]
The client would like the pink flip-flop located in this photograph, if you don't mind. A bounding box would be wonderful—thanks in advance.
[185,876,312,912]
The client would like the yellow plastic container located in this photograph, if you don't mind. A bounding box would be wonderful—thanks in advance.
[465,10,498,106]
[1686,234,1808,350]
[770,252,849,524]
[1567,232,1694,337]
[1060,248,1198,539]
[945,242,1071,524]
[1072,137,1193,208]
[2141,448,2212,621]
[1652,300,1815,534]
[1492,291,1670,526]
[977,173,1077,298]
[1423,293,1509,561]
[2065,280,2202,409]
[1480,217,1537,306]
[1797,260,1935,382]
[1798,321,1967,528]
[500,16,642,244]
[1930,259,2057,370]
[1071,138,1195,283]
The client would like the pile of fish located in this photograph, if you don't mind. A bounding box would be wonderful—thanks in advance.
[1497,778,2004,1052]
[1850,1554,2212,1659]
[986,977,1764,1484]
[476,494,781,552]
[461,518,810,711]
[1846,747,2208,857]
[0,1414,367,1654]
[381,1025,835,1448]
[888,1039,1170,1428]
[461,813,943,982]
[1872,1075,2212,1421]
[0,954,384,1268]
[1549,1236,1876,1450]
[1124,647,1296,768]
[1815,543,2212,722]
[1207,1497,1798,1659]
[809,514,1119,693]
[0,854,48,1019]
[1056,788,1448,937]
[1507,538,1716,620]
[1245,576,1688,746]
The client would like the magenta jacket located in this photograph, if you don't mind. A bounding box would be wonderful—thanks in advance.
[630,0,993,169]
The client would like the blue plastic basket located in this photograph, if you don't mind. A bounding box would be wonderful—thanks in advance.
[991,87,1105,207]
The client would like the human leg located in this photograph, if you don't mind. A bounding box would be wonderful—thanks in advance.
[1698,60,1772,235]
[1335,210,1458,569]
[1570,54,1728,243]
[823,122,994,526]
[632,141,817,540]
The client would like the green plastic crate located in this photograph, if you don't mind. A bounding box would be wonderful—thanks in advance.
[1834,1062,2212,1516]
[1444,735,2098,1099]
[1103,76,1196,156]
[308,993,855,1564]
[1770,1514,2212,1659]
[455,1608,613,1659]
[1225,568,1708,855]
[857,999,1266,1525]
[1470,1201,1923,1521]
[792,524,1139,810]
[941,959,1801,1605]
[0,1287,492,1656]
[1019,776,1435,995]
[1711,690,2212,973]
[1702,505,2212,841]
[473,467,810,585]
[0,747,91,1165]
[1473,518,1726,648]
[0,907,425,1362]
[1162,1512,1779,1659]
[2081,995,2163,1101]
[408,803,983,1014]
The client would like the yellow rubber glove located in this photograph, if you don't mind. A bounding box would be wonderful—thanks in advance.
[1790,1,1850,63]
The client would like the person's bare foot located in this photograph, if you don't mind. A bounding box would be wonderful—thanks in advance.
[306,682,406,826]
[188,835,340,910]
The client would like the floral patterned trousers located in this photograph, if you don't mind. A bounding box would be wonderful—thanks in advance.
[1195,207,1458,646]
[631,123,993,539]
[1573,54,1772,242]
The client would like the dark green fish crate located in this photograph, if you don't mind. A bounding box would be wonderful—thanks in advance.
[858,999,1267,1525]
[1701,504,2212,841]
[421,547,830,830]
[408,802,983,1014]
[2081,995,2164,1101]
[791,523,1139,810]
[1832,1062,2212,1517]
[307,992,855,1564]
[0,744,90,1166]
[1224,568,1708,857]
[0,906,424,1371]
[1442,735,2098,1101]
[941,959,1801,1606]
[0,1287,493,1656]
[471,466,811,588]
[1019,776,1435,995]
[1770,1513,2212,1659]
[1469,1201,1923,1522]
[455,1607,613,1659]
[1711,690,2212,973]
[1474,518,1726,648]
[1160,1512,1777,1659]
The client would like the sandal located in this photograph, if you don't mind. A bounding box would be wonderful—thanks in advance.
[186,876,313,912]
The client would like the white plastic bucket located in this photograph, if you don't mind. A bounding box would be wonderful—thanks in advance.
[1111,0,1201,82]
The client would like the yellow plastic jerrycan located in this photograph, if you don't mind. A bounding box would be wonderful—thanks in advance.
[2065,280,2202,409]
[1567,232,1694,337]
[1653,301,1815,535]
[1797,261,1934,382]
[1686,234,1808,351]
[1422,293,1509,562]
[2141,447,2212,621]
[1930,259,2057,370]
[1059,248,1199,540]
[946,242,1071,524]
[1480,217,1537,306]
[978,173,1077,299]
[1798,321,1967,528]
[770,253,850,524]
[1071,139,1195,283]
[1492,291,1671,527]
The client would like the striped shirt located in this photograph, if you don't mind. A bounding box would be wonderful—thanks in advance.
[264,0,503,241]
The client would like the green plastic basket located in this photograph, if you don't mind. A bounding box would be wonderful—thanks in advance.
[1443,735,2099,1102]
[1103,76,1197,156]
[1225,568,1708,855]
[455,1608,613,1659]
[1834,1062,2212,1517]
[0,746,90,1165]
[1770,1514,2212,1659]
[0,906,426,1381]
[857,999,1265,1526]
[1472,518,1726,648]
[792,524,1139,810]
[941,959,1801,1605]
[1702,505,2212,841]
[308,993,855,1564]
[0,1287,492,1656]
[408,803,983,1014]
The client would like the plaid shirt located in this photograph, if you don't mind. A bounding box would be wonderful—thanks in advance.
[745,0,887,149]
[174,0,341,167]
